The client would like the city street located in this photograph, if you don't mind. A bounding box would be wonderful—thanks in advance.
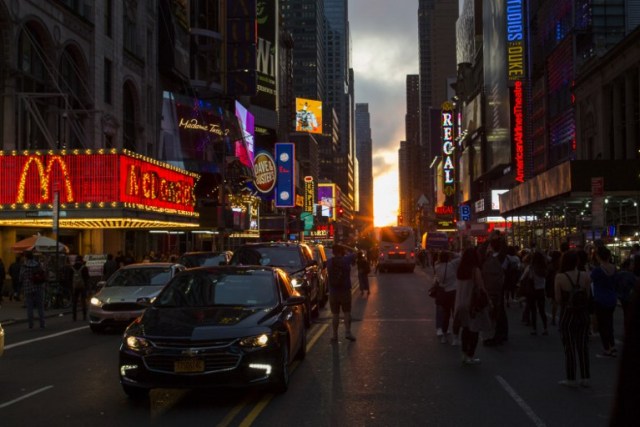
[0,266,623,426]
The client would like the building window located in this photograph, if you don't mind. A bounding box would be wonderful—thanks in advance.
[104,58,112,104]
[123,84,137,151]
[123,0,137,54]
[105,0,112,37]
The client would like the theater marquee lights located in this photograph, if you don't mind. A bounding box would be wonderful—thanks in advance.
[0,149,199,228]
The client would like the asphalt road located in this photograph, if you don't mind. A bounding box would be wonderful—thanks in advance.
[0,266,624,426]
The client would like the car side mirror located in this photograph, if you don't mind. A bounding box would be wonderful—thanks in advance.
[285,296,306,306]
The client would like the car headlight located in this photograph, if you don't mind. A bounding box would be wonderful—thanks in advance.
[238,333,270,348]
[125,335,151,352]
[90,297,104,307]
[291,277,303,287]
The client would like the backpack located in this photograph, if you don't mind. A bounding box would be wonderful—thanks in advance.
[72,266,86,290]
[328,257,347,290]
[564,272,588,310]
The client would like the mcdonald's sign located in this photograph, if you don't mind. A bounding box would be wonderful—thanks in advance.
[0,150,198,216]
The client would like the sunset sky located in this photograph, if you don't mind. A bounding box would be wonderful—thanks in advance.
[349,1,420,227]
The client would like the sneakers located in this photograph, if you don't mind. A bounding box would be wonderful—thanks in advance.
[464,357,481,365]
[558,380,579,388]
[451,336,460,346]
[596,351,616,358]
[580,379,591,388]
[436,328,444,337]
[440,335,448,344]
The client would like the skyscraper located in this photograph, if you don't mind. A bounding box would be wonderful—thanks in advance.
[418,0,459,208]
[399,75,422,227]
[355,103,373,230]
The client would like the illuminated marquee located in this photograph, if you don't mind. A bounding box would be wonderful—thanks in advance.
[506,0,525,81]
[441,101,455,201]
[512,81,525,182]
[304,176,315,213]
[0,150,198,216]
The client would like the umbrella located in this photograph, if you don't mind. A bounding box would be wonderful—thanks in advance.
[11,234,68,254]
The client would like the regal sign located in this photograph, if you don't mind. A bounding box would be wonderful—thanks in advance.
[0,150,198,215]
[441,101,455,207]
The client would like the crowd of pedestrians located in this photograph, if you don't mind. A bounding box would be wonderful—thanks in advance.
[427,232,640,388]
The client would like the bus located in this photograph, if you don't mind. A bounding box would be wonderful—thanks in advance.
[375,226,416,273]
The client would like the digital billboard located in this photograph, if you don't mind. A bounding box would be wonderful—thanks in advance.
[235,101,255,168]
[318,184,335,220]
[295,98,323,134]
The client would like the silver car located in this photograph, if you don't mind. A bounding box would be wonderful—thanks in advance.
[89,263,185,333]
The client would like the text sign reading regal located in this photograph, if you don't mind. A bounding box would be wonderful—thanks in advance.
[441,101,455,206]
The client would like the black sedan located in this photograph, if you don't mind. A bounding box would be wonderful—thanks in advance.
[119,266,307,399]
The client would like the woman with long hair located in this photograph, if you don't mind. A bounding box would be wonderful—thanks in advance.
[453,247,491,364]
[555,250,591,387]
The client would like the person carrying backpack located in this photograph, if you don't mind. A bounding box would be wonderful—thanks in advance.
[554,250,592,388]
[71,255,90,321]
[326,244,357,342]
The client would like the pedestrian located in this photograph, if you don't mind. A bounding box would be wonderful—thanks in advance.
[356,251,370,295]
[102,253,119,281]
[546,250,562,326]
[503,245,521,307]
[70,255,90,321]
[481,237,507,346]
[555,250,591,388]
[434,250,460,344]
[8,255,22,301]
[614,259,637,339]
[526,251,549,336]
[327,244,357,342]
[591,246,618,358]
[453,247,491,364]
[19,251,46,329]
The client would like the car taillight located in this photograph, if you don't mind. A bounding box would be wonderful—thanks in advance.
[410,251,415,258]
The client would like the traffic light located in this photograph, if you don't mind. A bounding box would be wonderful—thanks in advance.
[337,207,344,217]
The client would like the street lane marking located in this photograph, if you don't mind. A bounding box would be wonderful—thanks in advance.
[227,322,329,426]
[216,394,255,427]
[4,326,88,350]
[0,385,54,409]
[496,375,547,427]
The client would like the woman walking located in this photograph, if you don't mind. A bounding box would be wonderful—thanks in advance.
[453,248,491,364]
[555,250,591,387]
[526,251,549,335]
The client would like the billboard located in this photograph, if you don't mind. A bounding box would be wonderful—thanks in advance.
[251,0,277,110]
[304,176,315,213]
[318,184,336,220]
[506,0,525,81]
[0,151,198,215]
[275,143,295,208]
[295,98,322,134]
[235,101,255,168]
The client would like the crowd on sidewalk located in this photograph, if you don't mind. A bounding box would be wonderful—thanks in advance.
[425,232,640,388]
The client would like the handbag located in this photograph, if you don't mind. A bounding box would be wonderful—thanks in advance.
[428,262,447,299]
[470,271,490,314]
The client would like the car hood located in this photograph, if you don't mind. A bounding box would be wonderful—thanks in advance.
[95,286,165,302]
[135,306,276,339]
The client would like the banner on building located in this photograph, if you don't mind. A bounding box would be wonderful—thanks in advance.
[275,143,295,208]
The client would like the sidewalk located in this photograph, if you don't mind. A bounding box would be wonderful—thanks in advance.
[0,297,70,325]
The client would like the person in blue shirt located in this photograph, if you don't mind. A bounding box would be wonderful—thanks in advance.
[327,244,357,342]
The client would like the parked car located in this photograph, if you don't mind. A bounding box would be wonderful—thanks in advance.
[229,242,320,327]
[0,322,4,357]
[310,244,329,308]
[178,251,233,268]
[118,266,306,399]
[89,262,185,333]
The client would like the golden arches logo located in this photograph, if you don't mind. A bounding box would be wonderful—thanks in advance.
[16,155,75,203]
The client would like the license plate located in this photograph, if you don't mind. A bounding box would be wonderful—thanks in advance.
[113,313,130,321]
[174,359,205,373]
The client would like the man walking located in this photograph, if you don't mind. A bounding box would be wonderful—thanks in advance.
[482,236,508,346]
[327,244,357,342]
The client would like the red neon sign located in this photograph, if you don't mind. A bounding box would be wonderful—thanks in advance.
[512,80,525,183]
[0,151,197,213]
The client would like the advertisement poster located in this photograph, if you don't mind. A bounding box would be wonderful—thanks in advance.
[234,101,255,167]
[318,183,336,220]
[295,98,323,134]
[275,143,295,208]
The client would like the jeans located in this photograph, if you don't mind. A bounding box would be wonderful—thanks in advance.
[25,287,45,328]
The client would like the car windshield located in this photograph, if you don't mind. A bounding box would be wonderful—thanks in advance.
[231,247,303,269]
[106,267,172,287]
[179,253,227,268]
[155,271,276,308]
